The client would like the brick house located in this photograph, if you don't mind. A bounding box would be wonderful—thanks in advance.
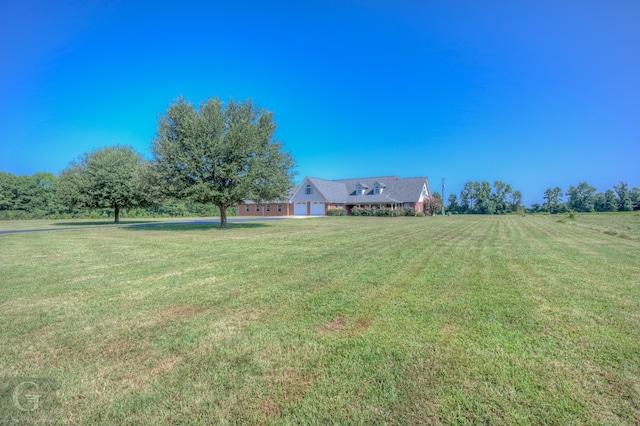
[238,176,431,216]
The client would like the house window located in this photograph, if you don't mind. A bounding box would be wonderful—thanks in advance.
[277,204,282,212]
[355,185,363,195]
[266,204,270,212]
[422,186,427,197]
[373,184,380,194]
[305,184,312,195]
[245,205,249,212]
[256,205,260,212]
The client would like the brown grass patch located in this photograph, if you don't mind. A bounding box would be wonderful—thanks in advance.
[318,316,346,336]
[318,316,372,337]
[150,354,183,377]
[348,318,372,336]
[439,324,460,338]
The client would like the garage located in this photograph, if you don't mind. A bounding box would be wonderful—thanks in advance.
[310,202,325,216]
[294,203,308,216]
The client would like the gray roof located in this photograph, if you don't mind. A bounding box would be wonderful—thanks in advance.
[306,177,349,202]
[246,175,431,205]
[319,176,429,204]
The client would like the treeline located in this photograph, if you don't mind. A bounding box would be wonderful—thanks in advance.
[447,181,523,214]
[0,171,231,220]
[444,180,639,214]
[531,181,640,213]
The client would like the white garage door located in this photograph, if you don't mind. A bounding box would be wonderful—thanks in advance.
[294,203,307,216]
[310,203,325,216]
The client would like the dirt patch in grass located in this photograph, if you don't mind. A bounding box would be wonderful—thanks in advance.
[318,316,372,337]
[348,318,372,336]
[440,324,461,338]
[318,316,346,336]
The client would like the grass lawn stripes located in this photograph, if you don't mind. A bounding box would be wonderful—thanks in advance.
[1,214,639,424]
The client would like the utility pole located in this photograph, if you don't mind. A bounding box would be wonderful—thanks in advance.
[442,177,446,216]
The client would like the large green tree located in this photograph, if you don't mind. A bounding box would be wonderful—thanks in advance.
[510,190,522,212]
[543,187,564,214]
[491,180,512,214]
[151,97,296,228]
[458,180,520,214]
[567,182,596,212]
[57,146,155,223]
[631,187,640,209]
[614,181,633,211]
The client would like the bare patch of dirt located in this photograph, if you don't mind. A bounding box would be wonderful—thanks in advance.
[348,318,372,336]
[439,324,460,337]
[318,316,346,336]
[318,316,372,337]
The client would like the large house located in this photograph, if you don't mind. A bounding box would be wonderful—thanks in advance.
[238,176,431,216]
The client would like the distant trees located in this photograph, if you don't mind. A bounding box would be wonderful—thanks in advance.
[632,187,640,207]
[0,170,237,220]
[567,182,596,212]
[0,172,58,218]
[510,190,523,212]
[444,180,638,215]
[151,97,296,228]
[537,181,639,214]
[614,181,633,211]
[452,181,521,214]
[447,194,461,214]
[57,146,156,223]
[543,187,565,214]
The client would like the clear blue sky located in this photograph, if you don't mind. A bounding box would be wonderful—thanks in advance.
[2,0,638,206]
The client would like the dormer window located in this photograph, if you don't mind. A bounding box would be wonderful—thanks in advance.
[373,184,382,194]
[354,183,368,195]
[305,184,312,195]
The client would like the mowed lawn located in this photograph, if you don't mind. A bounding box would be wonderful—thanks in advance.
[1,214,639,424]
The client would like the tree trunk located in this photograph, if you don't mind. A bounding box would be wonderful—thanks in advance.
[114,205,120,224]
[219,204,228,229]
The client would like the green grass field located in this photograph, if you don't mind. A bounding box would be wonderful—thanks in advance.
[1,214,639,424]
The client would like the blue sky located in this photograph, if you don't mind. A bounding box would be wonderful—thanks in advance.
[1,0,638,205]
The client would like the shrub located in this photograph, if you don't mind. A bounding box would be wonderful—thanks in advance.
[327,208,346,216]
[351,207,372,216]
[416,212,425,217]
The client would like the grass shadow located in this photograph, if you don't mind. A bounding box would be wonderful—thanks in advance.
[55,220,159,227]
[126,221,269,232]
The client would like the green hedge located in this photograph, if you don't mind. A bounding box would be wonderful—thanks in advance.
[327,208,347,216]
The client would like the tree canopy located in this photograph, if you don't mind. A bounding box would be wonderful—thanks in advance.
[57,146,155,223]
[453,181,521,214]
[151,97,296,228]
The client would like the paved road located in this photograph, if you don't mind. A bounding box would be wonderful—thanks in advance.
[0,217,305,235]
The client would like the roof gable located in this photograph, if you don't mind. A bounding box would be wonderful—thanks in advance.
[289,175,429,204]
